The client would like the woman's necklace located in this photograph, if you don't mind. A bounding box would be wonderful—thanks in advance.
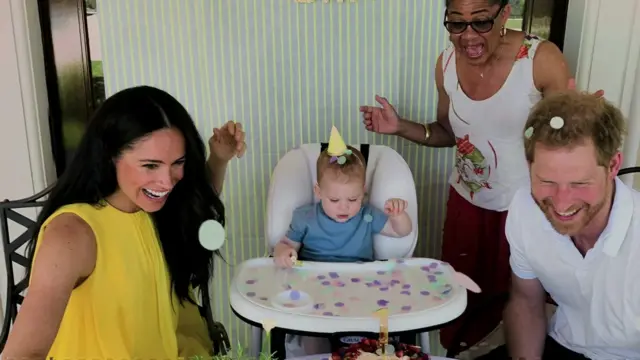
[479,41,506,79]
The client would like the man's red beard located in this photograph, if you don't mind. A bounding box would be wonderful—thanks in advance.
[534,197,605,236]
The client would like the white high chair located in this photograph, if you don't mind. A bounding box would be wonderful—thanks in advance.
[266,143,419,258]
[249,143,422,357]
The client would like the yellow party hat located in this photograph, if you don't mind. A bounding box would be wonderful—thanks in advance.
[327,126,348,156]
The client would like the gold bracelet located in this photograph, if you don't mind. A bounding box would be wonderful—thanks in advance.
[422,123,431,143]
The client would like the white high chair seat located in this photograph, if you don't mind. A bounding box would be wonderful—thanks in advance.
[265,143,419,258]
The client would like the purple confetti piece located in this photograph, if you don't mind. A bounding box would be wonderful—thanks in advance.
[377,270,386,275]
[245,279,257,284]
[435,271,443,275]
[401,305,412,311]
[428,275,437,283]
[322,281,331,286]
[441,289,452,295]
[420,266,430,272]
[323,311,334,316]
[317,275,326,280]
[402,284,411,289]
[290,290,301,300]
[314,303,325,310]
[373,280,382,286]
[391,279,401,285]
[420,290,430,296]
[284,284,292,290]
[401,291,411,295]
[329,272,340,279]
[379,287,389,291]
[246,292,256,297]
[396,259,405,264]
[366,283,375,287]
[259,297,268,301]
[334,281,346,287]
[335,302,345,307]
[351,278,361,283]
[377,299,389,307]
[429,262,438,269]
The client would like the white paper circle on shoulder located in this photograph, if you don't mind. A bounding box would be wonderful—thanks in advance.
[549,116,564,129]
[198,220,225,251]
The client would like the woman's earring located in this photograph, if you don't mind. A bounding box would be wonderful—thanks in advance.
[500,26,506,37]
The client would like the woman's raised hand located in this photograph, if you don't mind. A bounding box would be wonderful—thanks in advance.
[359,95,402,135]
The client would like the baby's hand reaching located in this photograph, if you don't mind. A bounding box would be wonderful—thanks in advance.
[274,247,298,268]
[384,198,408,217]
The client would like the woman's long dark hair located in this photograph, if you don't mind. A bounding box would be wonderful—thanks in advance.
[25,86,224,304]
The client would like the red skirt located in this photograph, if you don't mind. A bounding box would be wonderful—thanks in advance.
[438,186,511,350]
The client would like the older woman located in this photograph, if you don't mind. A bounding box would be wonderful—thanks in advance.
[3,86,246,360]
[360,0,571,350]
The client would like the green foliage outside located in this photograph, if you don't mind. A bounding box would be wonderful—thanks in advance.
[91,60,103,78]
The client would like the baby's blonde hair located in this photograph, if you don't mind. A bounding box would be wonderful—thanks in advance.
[316,145,366,184]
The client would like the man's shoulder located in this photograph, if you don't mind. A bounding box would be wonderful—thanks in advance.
[509,186,538,214]
[506,186,547,239]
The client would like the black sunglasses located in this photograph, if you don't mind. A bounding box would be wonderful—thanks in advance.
[443,5,504,34]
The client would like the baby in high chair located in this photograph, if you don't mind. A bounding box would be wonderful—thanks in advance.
[272,127,413,356]
[274,127,412,267]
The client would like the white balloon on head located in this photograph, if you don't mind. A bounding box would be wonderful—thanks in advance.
[198,220,226,251]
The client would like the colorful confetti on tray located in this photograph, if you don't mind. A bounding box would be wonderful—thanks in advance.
[236,258,458,318]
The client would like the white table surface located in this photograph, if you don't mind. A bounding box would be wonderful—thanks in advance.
[230,258,467,334]
[287,355,454,360]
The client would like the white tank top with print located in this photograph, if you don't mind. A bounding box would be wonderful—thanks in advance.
[442,34,543,212]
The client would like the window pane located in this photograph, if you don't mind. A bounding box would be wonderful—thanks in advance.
[506,0,526,30]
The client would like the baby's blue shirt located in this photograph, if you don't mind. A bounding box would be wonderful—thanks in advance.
[285,202,388,262]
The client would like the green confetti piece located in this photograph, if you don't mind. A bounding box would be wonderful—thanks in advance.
[524,126,534,139]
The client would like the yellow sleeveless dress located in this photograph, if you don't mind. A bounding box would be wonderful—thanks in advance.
[32,202,213,359]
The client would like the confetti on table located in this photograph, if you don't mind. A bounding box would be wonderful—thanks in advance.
[550,116,565,129]
[198,220,225,250]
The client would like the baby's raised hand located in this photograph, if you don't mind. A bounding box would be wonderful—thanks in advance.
[384,198,408,216]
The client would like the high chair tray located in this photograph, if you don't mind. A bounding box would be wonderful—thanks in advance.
[229,258,466,333]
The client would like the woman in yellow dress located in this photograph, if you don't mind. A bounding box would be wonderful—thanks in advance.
[2,86,246,360]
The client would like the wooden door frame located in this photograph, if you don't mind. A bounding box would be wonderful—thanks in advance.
[37,0,96,175]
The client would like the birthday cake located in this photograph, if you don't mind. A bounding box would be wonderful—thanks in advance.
[331,338,429,360]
